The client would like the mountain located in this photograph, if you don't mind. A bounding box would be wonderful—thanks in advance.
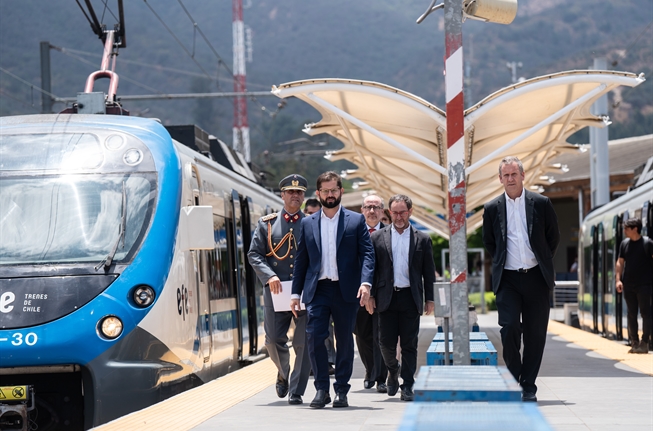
[1,0,651,155]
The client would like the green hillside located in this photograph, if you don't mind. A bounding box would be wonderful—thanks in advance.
[1,0,651,178]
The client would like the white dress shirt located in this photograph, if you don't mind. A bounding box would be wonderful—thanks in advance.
[504,190,538,270]
[319,206,341,281]
[391,225,411,288]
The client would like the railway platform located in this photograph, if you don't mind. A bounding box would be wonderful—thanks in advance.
[93,312,652,431]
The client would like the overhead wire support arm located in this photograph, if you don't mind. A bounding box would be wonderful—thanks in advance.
[417,0,444,24]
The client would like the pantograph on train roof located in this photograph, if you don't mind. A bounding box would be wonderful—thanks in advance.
[272,70,645,238]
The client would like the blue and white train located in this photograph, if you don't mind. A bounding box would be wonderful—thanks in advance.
[0,114,281,429]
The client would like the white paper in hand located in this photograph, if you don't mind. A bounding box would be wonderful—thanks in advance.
[271,281,306,312]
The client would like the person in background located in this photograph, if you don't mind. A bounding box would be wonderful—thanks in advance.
[291,171,374,409]
[304,198,335,375]
[355,194,388,393]
[247,175,311,405]
[616,217,653,354]
[482,156,560,403]
[368,194,436,402]
[381,209,391,225]
[304,198,321,216]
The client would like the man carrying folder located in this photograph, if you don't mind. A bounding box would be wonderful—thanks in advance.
[248,174,311,405]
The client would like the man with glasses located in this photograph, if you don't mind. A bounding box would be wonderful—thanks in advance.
[616,217,653,354]
[248,174,311,405]
[367,194,435,402]
[291,171,374,409]
[355,195,388,393]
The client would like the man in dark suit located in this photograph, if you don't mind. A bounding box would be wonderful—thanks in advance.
[368,194,435,402]
[482,156,560,402]
[291,171,375,409]
[354,194,388,393]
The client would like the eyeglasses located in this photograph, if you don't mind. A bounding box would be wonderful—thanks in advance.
[362,205,382,211]
[391,211,409,217]
[319,188,341,196]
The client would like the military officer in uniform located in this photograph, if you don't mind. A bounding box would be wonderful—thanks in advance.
[248,174,311,405]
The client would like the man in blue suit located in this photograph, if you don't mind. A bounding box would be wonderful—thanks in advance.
[291,171,375,409]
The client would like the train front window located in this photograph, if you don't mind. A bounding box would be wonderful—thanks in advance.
[0,174,155,265]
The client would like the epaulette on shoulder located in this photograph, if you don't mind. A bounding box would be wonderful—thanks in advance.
[261,212,278,222]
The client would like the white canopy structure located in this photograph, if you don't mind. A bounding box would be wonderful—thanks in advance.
[272,71,644,238]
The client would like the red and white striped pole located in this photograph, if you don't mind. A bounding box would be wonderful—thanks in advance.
[232,0,250,162]
[444,0,470,365]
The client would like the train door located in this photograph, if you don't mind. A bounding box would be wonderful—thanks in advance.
[590,225,599,333]
[239,196,263,356]
[227,190,250,360]
[643,201,651,236]
[597,223,607,336]
[187,163,212,364]
[620,210,630,341]
[614,214,624,340]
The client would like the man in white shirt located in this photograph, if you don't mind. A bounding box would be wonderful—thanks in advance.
[291,171,374,409]
[482,156,560,402]
[368,194,436,402]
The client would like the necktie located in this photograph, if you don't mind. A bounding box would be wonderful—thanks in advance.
[369,228,376,234]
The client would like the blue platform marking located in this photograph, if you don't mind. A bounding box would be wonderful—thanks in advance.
[433,332,488,342]
[398,402,554,431]
[414,366,521,402]
[426,340,497,366]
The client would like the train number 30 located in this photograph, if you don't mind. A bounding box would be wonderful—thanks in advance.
[11,332,38,346]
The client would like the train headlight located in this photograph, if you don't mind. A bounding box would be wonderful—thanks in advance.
[123,148,143,166]
[133,285,156,308]
[99,316,123,339]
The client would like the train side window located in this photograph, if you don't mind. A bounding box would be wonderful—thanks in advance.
[208,214,234,299]
[643,201,651,236]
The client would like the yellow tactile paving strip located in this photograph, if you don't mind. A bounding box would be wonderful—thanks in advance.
[92,357,278,431]
[547,320,653,376]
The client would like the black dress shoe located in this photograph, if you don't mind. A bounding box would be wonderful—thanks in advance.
[275,374,289,398]
[522,391,537,402]
[400,386,414,401]
[333,393,348,408]
[376,382,388,393]
[288,393,303,405]
[310,390,331,408]
[363,379,374,389]
[328,363,335,375]
[387,369,400,396]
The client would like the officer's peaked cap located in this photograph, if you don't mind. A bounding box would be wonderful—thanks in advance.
[279,174,308,191]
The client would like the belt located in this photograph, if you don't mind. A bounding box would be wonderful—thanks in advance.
[394,286,410,291]
[507,266,537,273]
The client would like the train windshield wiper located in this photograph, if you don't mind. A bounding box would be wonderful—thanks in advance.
[95,181,127,271]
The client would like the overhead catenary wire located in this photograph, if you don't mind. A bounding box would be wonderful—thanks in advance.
[172,0,281,117]
[0,66,61,100]
[52,46,166,95]
[142,0,214,81]
[51,45,272,89]
[98,0,120,26]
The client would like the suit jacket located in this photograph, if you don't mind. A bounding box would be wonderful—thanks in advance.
[292,207,375,304]
[482,189,560,292]
[370,225,436,314]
